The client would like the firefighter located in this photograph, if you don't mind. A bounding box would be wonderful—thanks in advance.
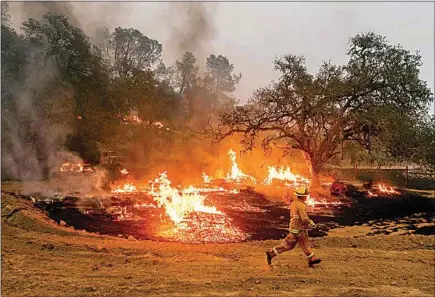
[266,187,321,267]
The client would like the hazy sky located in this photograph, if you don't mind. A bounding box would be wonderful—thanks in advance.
[10,1,435,113]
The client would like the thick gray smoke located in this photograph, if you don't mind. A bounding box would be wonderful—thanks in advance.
[1,2,218,194]
[166,2,218,68]
[2,2,114,194]
[8,2,124,45]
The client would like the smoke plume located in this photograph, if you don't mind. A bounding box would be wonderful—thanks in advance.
[7,2,124,45]
[165,2,218,68]
[2,2,112,193]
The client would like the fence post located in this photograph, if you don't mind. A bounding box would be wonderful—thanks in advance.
[405,165,409,188]
[354,161,358,180]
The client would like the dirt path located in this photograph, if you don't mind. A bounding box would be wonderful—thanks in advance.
[2,193,434,297]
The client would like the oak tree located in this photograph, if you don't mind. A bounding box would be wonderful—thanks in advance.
[209,32,433,186]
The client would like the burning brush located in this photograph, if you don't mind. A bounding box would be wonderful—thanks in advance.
[111,172,247,242]
[60,162,93,173]
[263,165,310,188]
[161,211,247,243]
[366,183,400,197]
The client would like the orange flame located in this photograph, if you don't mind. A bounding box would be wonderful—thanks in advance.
[264,166,309,187]
[305,194,343,208]
[120,168,129,175]
[225,149,256,184]
[112,183,138,193]
[367,190,378,197]
[60,162,92,172]
[148,172,222,224]
[202,172,212,184]
[153,121,164,129]
[378,183,400,195]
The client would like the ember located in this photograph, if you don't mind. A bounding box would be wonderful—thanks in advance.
[111,206,137,221]
[161,211,247,243]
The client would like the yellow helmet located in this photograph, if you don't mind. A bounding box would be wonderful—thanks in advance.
[294,187,309,197]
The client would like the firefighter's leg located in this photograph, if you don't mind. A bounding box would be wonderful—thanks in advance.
[297,231,321,267]
[266,232,298,265]
[296,230,313,256]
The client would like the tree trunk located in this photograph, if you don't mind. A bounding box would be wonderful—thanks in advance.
[301,150,322,189]
[311,172,321,189]
[301,151,313,179]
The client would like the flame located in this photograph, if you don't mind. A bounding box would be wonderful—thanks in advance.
[305,194,343,208]
[112,183,138,193]
[226,149,256,184]
[122,115,143,125]
[148,172,222,224]
[120,168,129,175]
[321,182,333,187]
[73,164,84,172]
[133,202,157,209]
[109,172,246,242]
[112,206,133,221]
[378,183,400,195]
[121,116,169,130]
[165,212,247,243]
[264,166,309,187]
[367,190,378,197]
[153,121,164,129]
[60,162,92,172]
[202,172,212,184]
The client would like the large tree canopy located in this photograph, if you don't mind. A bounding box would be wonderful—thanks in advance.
[108,27,162,78]
[203,54,241,111]
[174,51,198,95]
[209,32,433,185]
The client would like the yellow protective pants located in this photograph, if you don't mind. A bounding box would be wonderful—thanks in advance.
[271,230,314,258]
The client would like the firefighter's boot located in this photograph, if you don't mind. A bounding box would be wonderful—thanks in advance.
[307,253,321,267]
[266,249,276,265]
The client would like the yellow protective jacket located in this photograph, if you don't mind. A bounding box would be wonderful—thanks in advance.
[289,199,313,234]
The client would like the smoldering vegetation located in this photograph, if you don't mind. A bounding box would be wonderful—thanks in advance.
[1,1,256,194]
[2,2,110,191]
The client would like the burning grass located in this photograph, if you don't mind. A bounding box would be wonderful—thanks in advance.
[102,149,346,243]
[367,183,401,197]
[60,162,93,173]
[23,149,406,244]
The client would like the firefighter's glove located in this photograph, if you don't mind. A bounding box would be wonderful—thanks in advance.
[308,220,316,228]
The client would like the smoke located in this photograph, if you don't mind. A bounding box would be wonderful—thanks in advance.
[0,42,109,192]
[7,2,125,45]
[165,2,218,69]
[1,2,110,193]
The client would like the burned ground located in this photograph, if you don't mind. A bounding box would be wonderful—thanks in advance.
[6,184,434,242]
[2,182,435,296]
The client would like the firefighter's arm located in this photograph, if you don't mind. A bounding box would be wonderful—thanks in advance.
[298,202,316,228]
